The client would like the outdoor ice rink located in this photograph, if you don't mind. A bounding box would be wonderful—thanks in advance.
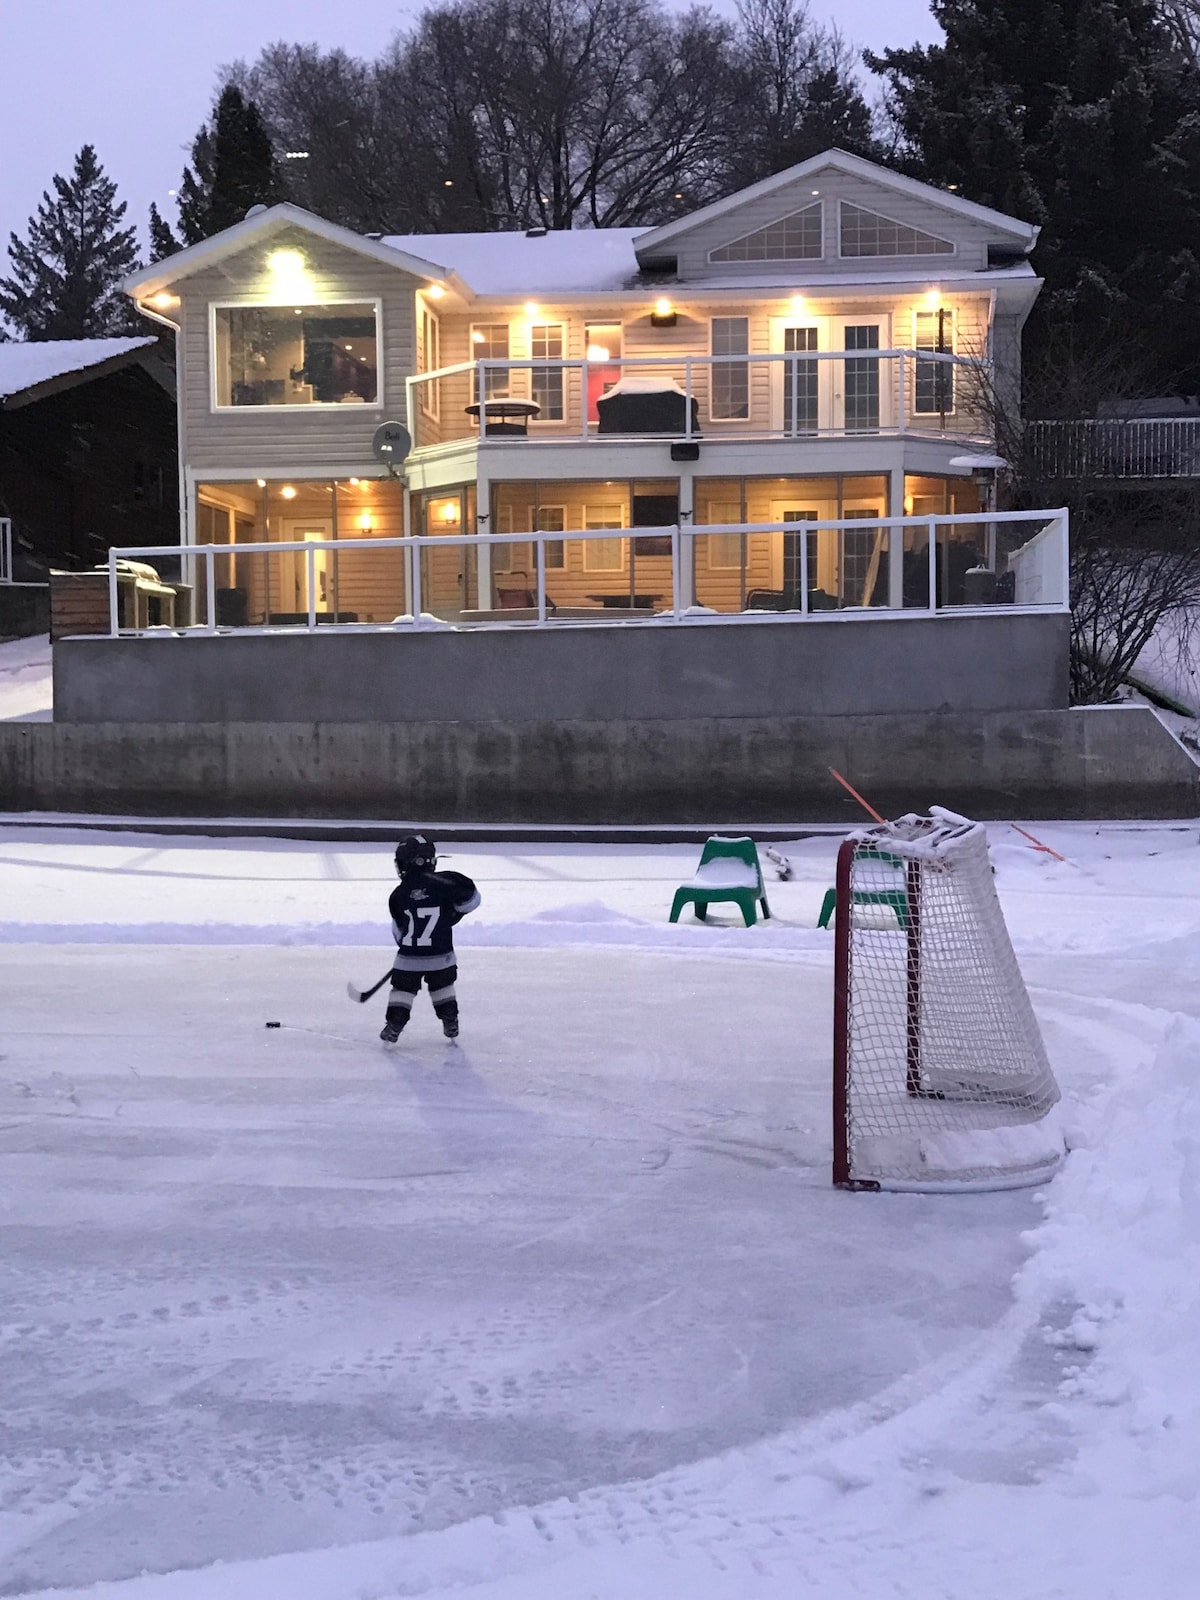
[2,823,1199,1599]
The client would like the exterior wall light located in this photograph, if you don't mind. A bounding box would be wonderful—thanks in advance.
[280,485,298,500]
[440,501,461,525]
[267,249,309,297]
[524,301,540,318]
[427,284,446,300]
[359,513,373,531]
[651,298,676,328]
[149,291,179,310]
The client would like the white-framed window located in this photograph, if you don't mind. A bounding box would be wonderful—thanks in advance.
[709,202,823,263]
[212,299,381,409]
[711,316,750,421]
[704,501,744,568]
[914,309,956,414]
[583,504,625,570]
[471,322,510,402]
[538,505,566,569]
[530,322,565,419]
[839,202,954,258]
[419,303,440,418]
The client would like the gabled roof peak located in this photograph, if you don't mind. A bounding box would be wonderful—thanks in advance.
[634,149,1039,264]
[123,204,452,302]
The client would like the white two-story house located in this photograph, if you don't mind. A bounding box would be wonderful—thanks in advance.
[123,148,1058,631]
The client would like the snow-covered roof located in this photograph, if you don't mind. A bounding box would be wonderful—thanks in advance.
[0,336,158,403]
[124,205,451,301]
[382,228,646,297]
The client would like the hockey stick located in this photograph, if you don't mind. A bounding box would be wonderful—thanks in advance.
[828,767,886,823]
[346,972,392,1004]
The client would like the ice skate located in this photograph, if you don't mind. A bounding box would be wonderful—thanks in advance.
[380,1019,405,1044]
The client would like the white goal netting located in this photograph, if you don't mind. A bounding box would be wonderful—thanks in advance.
[833,808,1064,1192]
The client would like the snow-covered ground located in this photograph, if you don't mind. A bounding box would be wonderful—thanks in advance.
[0,632,51,721]
[2,822,1199,1598]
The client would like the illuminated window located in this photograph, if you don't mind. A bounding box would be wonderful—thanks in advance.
[213,302,379,407]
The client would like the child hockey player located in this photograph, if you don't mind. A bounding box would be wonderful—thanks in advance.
[382,834,481,1043]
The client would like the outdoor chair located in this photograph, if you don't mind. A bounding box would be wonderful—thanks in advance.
[817,848,910,930]
[669,835,771,927]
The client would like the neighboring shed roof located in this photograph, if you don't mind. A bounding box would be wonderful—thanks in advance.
[382,228,647,296]
[0,337,160,406]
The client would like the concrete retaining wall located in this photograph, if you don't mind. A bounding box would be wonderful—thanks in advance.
[54,611,1070,724]
[1,706,1194,822]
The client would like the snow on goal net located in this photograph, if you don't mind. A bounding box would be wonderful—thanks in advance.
[832,807,1064,1193]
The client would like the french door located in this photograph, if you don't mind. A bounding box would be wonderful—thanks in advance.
[771,317,889,434]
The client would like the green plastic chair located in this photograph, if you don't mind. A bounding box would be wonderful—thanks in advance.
[670,836,771,927]
[817,848,909,930]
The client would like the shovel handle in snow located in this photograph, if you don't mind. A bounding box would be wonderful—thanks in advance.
[346,971,393,1004]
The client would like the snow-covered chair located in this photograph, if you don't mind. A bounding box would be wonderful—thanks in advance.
[669,836,771,927]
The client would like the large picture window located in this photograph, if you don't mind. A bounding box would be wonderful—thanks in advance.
[214,302,379,408]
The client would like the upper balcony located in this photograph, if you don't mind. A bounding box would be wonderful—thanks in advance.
[405,350,991,458]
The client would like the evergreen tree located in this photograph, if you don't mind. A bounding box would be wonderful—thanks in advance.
[0,145,140,340]
[177,86,284,245]
[148,201,181,261]
[867,0,1200,393]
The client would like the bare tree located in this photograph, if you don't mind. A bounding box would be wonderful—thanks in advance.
[960,325,1200,705]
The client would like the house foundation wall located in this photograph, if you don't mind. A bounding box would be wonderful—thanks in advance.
[53,612,1069,725]
[0,707,1194,822]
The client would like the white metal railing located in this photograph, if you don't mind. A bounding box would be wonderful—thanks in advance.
[1026,418,1200,479]
[101,508,1068,636]
[405,349,988,451]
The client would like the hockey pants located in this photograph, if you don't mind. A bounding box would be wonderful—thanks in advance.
[385,964,458,1032]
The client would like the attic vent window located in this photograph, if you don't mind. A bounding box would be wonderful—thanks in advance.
[839,202,954,258]
[709,201,822,263]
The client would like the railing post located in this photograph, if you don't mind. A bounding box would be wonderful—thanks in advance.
[536,533,547,623]
[205,548,217,635]
[306,545,316,632]
[788,353,797,437]
[799,519,810,616]
[927,514,939,612]
[410,537,423,623]
[898,352,907,431]
[684,359,694,440]
[1059,507,1071,609]
[581,360,590,440]
[671,524,682,618]
[108,549,119,636]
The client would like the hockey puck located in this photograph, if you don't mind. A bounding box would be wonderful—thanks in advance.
[265,1021,281,1029]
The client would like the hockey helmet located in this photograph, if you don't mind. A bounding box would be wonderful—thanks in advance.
[394,833,437,874]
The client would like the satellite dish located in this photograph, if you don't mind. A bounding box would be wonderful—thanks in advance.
[372,421,411,473]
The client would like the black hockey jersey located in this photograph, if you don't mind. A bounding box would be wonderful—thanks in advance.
[389,869,481,970]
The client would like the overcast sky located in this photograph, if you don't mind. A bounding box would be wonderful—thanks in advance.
[0,0,941,256]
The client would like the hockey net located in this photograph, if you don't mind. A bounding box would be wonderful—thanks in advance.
[832,808,1064,1192]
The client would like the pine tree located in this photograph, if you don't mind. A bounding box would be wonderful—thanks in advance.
[177,86,285,245]
[148,202,181,262]
[867,0,1200,392]
[0,145,141,340]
